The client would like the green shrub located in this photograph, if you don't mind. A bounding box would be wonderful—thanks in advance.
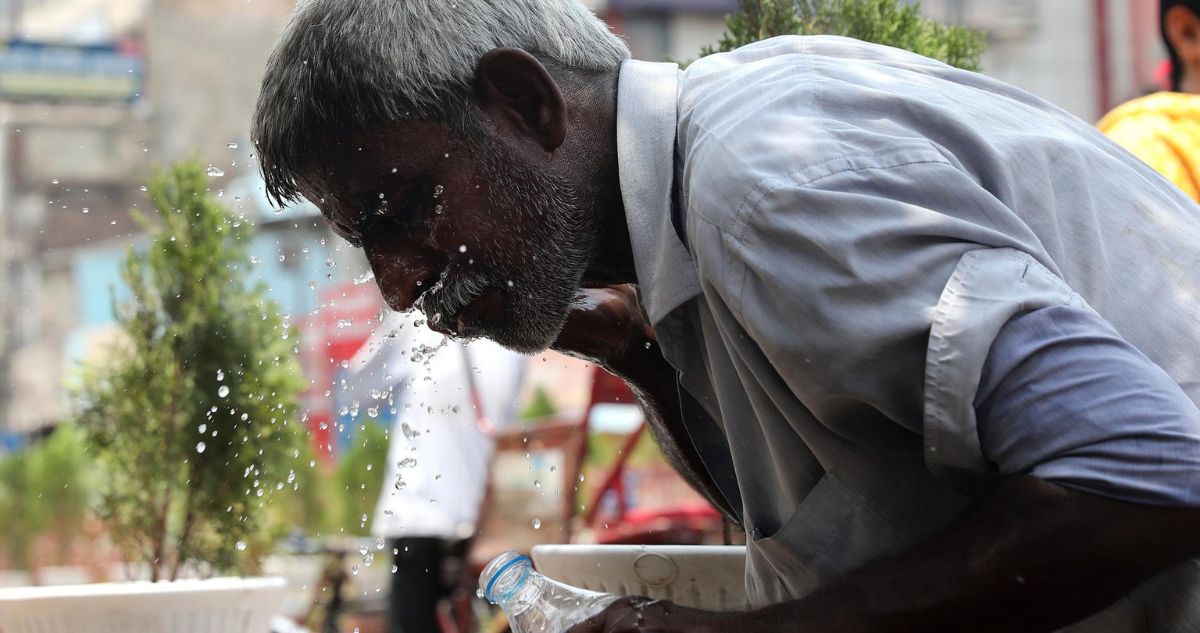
[702,0,986,71]
[335,421,389,536]
[0,426,94,571]
[71,160,306,580]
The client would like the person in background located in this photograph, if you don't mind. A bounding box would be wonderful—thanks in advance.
[1099,0,1200,201]
[345,312,526,633]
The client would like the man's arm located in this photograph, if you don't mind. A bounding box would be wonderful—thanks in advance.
[552,286,734,522]
[571,477,1200,633]
[564,297,1200,633]
[746,476,1200,633]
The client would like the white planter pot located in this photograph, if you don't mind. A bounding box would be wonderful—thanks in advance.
[0,577,286,633]
[531,545,748,611]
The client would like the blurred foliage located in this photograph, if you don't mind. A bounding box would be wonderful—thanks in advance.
[0,426,94,570]
[70,160,306,580]
[520,386,558,421]
[285,439,338,535]
[701,0,986,71]
[336,421,389,536]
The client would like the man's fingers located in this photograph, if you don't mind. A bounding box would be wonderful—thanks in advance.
[565,606,610,633]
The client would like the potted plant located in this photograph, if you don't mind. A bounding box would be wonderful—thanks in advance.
[0,160,306,632]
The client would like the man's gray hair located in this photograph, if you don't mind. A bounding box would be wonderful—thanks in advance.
[252,0,630,206]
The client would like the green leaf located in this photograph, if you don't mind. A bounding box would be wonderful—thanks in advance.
[70,159,307,579]
[701,0,986,71]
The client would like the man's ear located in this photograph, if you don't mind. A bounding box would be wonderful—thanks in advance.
[1167,6,1200,75]
[475,48,567,153]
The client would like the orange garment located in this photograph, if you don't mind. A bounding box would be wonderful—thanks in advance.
[1099,91,1200,202]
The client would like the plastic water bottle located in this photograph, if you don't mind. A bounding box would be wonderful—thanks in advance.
[479,550,617,633]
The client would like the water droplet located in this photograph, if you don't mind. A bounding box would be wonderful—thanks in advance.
[235,541,247,551]
[196,442,207,453]
[434,204,444,214]
[140,185,148,192]
[532,518,542,530]
[227,142,239,149]
[354,271,375,285]
[397,457,417,469]
[216,369,225,381]
[206,165,225,178]
[249,256,262,264]
[198,424,207,433]
[351,564,360,576]
[458,245,467,253]
[434,184,444,197]
[218,385,230,398]
[81,208,89,214]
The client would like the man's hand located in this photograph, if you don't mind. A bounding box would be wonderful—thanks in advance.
[747,476,1200,633]
[551,285,654,373]
[567,597,742,633]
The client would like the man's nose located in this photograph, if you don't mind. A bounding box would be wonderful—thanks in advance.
[365,240,442,312]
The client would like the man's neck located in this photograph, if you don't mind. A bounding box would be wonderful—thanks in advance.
[579,67,638,287]
[1180,73,1200,95]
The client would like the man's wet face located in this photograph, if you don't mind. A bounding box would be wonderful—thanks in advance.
[303,121,596,353]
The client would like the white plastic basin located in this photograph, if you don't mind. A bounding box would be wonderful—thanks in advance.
[531,544,748,611]
[0,576,286,633]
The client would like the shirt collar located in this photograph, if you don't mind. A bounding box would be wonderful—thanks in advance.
[617,59,702,325]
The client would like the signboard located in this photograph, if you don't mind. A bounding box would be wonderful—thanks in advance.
[298,281,387,459]
[0,39,144,103]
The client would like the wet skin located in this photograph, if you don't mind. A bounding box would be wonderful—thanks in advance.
[300,122,510,325]
[297,49,636,353]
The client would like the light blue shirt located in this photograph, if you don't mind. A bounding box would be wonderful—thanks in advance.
[616,35,1200,629]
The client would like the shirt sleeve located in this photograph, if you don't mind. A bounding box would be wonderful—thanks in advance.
[687,154,1045,456]
[976,304,1200,507]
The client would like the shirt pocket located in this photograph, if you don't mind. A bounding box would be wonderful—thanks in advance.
[748,471,899,600]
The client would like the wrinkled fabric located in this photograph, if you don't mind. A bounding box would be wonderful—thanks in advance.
[617,35,1200,630]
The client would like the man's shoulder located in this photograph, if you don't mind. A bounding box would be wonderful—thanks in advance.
[674,37,955,228]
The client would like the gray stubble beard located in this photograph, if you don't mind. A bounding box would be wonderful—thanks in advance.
[419,138,598,354]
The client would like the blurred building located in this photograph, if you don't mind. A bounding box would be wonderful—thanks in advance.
[0,0,730,445]
[0,0,364,440]
[921,0,1162,122]
[0,0,1167,441]
[589,0,736,61]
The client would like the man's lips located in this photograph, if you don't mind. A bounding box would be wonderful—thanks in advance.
[427,287,506,336]
[456,287,506,331]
